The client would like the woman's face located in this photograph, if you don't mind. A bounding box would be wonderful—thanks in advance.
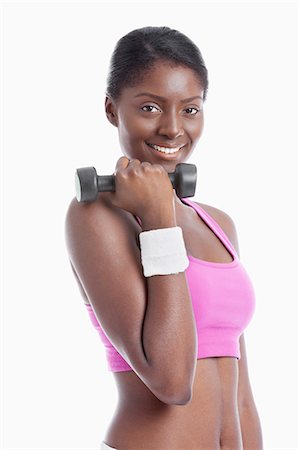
[105,61,205,173]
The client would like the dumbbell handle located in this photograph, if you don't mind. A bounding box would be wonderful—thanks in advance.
[96,173,176,192]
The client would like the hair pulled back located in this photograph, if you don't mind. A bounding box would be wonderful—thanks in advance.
[106,26,209,103]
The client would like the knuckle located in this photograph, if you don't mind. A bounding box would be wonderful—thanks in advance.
[114,167,126,177]
[141,162,152,171]
[132,168,142,176]
[129,159,142,175]
[152,164,165,173]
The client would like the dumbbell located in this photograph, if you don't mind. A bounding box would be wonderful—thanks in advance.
[75,163,197,202]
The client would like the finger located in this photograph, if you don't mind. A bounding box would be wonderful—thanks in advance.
[114,156,130,174]
[128,158,142,168]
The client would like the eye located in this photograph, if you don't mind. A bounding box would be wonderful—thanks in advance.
[141,104,160,113]
[185,107,201,115]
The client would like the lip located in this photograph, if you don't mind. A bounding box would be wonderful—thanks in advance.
[145,142,186,159]
[146,142,186,149]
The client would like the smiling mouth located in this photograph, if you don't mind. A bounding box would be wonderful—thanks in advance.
[146,142,185,154]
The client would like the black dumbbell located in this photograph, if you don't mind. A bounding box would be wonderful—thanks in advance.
[75,163,197,202]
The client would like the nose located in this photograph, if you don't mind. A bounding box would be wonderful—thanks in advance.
[157,110,184,140]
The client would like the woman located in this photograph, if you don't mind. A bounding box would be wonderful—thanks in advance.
[65,26,263,450]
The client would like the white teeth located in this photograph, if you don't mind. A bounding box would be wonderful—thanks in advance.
[148,143,181,154]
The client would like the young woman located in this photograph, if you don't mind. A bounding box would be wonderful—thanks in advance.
[65,26,263,450]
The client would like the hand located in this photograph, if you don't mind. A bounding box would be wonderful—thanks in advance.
[105,156,175,219]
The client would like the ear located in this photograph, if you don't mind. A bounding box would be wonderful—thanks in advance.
[105,96,118,127]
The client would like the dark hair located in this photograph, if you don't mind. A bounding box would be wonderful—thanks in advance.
[106,26,209,103]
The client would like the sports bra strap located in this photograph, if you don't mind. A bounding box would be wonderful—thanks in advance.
[132,199,239,260]
[183,199,239,260]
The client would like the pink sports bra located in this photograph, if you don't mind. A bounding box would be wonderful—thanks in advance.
[85,198,256,372]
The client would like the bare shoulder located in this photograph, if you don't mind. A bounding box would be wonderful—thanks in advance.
[65,195,136,237]
[64,195,139,265]
[65,195,116,224]
[194,201,233,227]
[65,196,109,257]
[193,201,240,257]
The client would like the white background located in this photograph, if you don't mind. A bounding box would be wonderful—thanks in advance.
[1,1,298,449]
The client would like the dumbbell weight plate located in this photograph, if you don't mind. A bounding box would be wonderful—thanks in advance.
[75,167,98,202]
[75,171,82,202]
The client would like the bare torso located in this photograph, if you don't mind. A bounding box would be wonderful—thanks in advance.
[76,197,243,450]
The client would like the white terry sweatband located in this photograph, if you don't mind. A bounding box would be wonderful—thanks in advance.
[139,226,189,277]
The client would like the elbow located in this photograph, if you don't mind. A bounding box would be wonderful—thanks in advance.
[157,364,196,406]
[166,388,192,406]
[148,361,196,406]
[158,383,193,406]
[170,391,192,406]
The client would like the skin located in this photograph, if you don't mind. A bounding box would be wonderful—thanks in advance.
[68,61,263,449]
[105,60,204,210]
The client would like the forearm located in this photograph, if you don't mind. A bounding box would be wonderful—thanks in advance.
[141,212,198,403]
[239,402,264,450]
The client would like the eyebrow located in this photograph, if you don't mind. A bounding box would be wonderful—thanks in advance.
[134,92,203,102]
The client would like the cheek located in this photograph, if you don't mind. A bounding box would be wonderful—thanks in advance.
[191,116,204,137]
[133,114,157,132]
[119,113,152,136]
[126,120,157,144]
[118,119,136,144]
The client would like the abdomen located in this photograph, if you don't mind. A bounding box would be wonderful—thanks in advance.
[104,357,241,449]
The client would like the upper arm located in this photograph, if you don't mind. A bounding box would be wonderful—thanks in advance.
[64,198,160,395]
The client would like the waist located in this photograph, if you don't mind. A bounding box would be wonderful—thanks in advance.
[106,357,241,449]
[112,357,238,411]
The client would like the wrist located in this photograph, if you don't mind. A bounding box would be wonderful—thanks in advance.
[138,226,189,277]
[141,211,177,232]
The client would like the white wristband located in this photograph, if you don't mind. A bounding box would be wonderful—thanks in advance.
[139,226,189,277]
